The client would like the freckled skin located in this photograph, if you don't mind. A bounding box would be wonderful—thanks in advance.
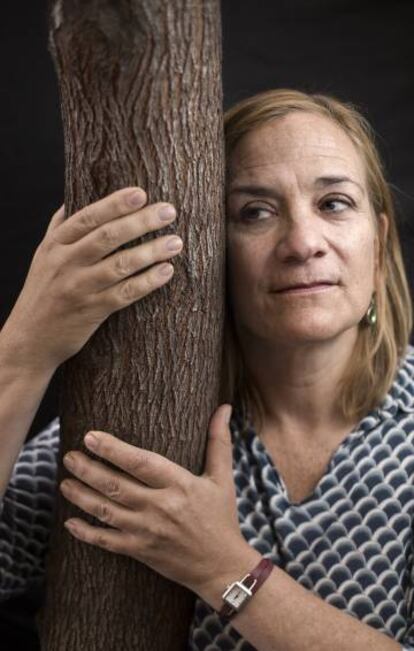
[226,111,386,347]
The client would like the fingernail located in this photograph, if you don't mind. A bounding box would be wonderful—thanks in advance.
[129,190,145,207]
[158,263,174,276]
[60,480,69,492]
[166,236,182,251]
[63,453,75,469]
[84,432,98,450]
[159,205,176,221]
[64,520,78,534]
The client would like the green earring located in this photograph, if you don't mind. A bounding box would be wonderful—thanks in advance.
[365,294,377,327]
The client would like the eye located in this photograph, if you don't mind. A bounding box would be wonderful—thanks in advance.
[240,205,273,222]
[320,195,353,213]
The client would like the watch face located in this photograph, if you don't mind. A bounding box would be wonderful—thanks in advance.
[225,584,249,609]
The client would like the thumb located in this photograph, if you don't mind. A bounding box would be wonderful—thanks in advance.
[204,404,233,482]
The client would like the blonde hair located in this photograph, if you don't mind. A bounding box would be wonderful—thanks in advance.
[220,89,413,432]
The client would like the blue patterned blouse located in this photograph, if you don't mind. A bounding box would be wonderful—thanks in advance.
[1,345,414,651]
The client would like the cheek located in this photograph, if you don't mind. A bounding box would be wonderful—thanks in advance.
[342,229,376,289]
[333,227,377,327]
[227,239,264,291]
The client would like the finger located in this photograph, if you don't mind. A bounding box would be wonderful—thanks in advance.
[60,478,139,532]
[78,234,181,294]
[94,261,175,311]
[72,204,179,269]
[45,203,65,235]
[83,431,191,489]
[204,404,234,483]
[64,517,134,557]
[55,187,148,245]
[63,451,150,509]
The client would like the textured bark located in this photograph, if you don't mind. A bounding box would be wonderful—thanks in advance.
[38,1,225,649]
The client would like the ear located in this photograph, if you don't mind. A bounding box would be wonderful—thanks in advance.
[374,212,389,286]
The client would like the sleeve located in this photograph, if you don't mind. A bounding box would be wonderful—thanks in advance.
[0,417,60,602]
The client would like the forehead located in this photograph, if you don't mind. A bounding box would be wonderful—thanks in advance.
[227,111,366,186]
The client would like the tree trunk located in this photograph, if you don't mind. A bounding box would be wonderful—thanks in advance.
[38,1,224,649]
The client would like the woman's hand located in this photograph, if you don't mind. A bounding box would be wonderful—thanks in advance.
[60,404,248,595]
[1,187,182,373]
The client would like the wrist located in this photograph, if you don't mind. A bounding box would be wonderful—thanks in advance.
[0,325,58,378]
[196,543,263,612]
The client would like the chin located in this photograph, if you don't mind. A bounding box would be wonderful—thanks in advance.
[270,329,344,347]
[253,314,357,346]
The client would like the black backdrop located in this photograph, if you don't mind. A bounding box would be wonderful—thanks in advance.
[0,1,413,648]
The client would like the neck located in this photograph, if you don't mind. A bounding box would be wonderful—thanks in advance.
[237,327,359,440]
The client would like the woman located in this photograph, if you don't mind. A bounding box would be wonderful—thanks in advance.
[0,89,413,651]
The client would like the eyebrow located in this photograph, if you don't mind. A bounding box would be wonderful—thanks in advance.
[228,176,365,198]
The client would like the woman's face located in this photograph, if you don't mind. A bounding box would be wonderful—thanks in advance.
[226,111,386,347]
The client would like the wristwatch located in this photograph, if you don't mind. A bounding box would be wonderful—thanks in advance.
[218,557,274,620]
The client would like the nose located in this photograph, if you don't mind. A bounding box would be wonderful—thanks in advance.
[275,208,327,263]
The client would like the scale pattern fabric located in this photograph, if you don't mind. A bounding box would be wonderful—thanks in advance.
[1,346,414,651]
[189,345,414,650]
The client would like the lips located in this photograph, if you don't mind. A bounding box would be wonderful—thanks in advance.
[273,281,337,292]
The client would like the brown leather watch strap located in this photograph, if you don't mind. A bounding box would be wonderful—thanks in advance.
[219,557,274,620]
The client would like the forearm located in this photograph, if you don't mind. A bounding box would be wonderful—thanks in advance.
[0,327,57,499]
[197,543,402,651]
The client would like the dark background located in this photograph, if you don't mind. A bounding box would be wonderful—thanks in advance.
[0,1,413,648]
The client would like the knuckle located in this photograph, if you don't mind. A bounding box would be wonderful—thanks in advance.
[95,533,112,550]
[78,207,98,231]
[143,270,156,293]
[102,478,121,500]
[147,518,169,547]
[95,501,112,524]
[73,462,86,480]
[61,277,83,304]
[140,528,157,553]
[61,278,75,298]
[118,278,136,303]
[166,493,183,519]
[98,225,117,249]
[113,252,131,278]
[41,234,65,260]
[125,452,148,476]
[147,521,162,541]
[154,238,165,257]
[146,210,156,230]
